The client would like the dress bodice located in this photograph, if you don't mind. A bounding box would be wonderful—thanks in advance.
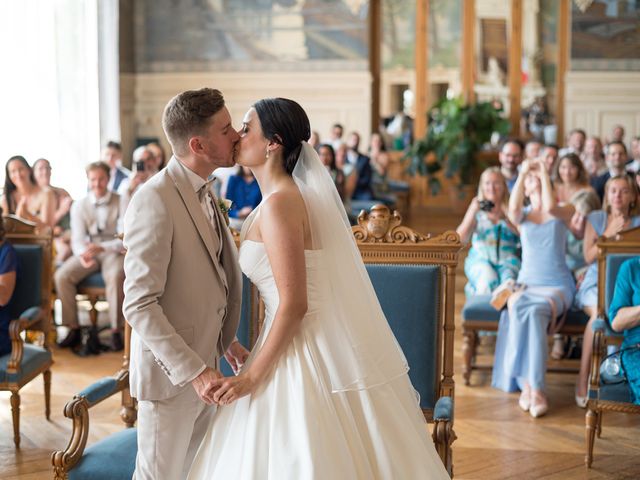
[518,217,574,293]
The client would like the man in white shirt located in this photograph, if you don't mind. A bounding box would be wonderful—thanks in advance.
[559,128,586,157]
[55,161,126,352]
[626,136,640,173]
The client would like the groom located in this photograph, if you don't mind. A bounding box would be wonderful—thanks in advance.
[123,88,249,480]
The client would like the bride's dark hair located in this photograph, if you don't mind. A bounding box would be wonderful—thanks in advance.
[254,98,311,175]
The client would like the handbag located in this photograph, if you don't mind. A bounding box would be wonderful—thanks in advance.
[600,344,640,385]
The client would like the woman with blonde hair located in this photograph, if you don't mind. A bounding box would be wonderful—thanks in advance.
[457,166,520,297]
[574,174,640,405]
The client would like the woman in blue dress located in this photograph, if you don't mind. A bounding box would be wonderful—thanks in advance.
[0,213,19,357]
[574,175,640,405]
[492,159,578,418]
[609,257,640,405]
[225,166,262,230]
[457,167,520,298]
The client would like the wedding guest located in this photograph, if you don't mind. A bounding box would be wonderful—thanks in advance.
[346,131,374,200]
[334,143,357,211]
[330,123,344,151]
[608,256,640,405]
[225,166,262,230]
[609,124,625,144]
[308,130,321,150]
[1,156,55,230]
[147,142,167,171]
[120,146,157,209]
[101,141,131,193]
[541,144,559,176]
[553,153,595,205]
[318,144,346,200]
[55,161,126,352]
[493,159,577,418]
[559,128,586,157]
[574,175,640,405]
[0,212,18,357]
[581,136,607,178]
[499,139,524,192]
[591,141,632,201]
[524,139,542,162]
[626,136,640,173]
[33,158,74,263]
[457,167,520,297]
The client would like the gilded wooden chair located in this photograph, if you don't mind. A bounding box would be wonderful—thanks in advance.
[585,226,640,468]
[0,215,54,447]
[353,205,462,476]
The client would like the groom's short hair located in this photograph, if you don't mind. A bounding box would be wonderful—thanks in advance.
[162,88,225,156]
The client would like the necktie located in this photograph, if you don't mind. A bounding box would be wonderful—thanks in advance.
[198,181,223,260]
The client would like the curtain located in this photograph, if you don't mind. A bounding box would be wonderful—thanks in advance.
[0,0,118,199]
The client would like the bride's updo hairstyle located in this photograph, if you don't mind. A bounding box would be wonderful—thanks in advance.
[254,98,311,175]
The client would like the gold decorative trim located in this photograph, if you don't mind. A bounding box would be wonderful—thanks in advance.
[353,205,429,243]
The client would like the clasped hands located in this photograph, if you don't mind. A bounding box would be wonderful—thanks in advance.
[191,340,253,406]
[79,243,105,268]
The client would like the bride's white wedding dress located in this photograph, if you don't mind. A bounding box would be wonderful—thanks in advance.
[187,203,450,479]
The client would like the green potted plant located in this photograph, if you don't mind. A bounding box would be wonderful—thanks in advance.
[407,96,510,194]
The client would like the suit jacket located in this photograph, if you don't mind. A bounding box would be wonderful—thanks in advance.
[70,192,124,256]
[123,157,242,401]
[353,153,373,200]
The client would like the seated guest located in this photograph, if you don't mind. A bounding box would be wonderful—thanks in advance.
[591,141,632,201]
[0,212,18,357]
[559,128,586,157]
[55,162,125,352]
[626,136,640,173]
[499,139,523,192]
[1,155,55,230]
[146,141,167,171]
[608,124,625,144]
[524,139,542,162]
[101,141,131,193]
[33,158,74,263]
[330,123,344,151]
[564,189,600,278]
[346,131,374,200]
[574,175,640,405]
[369,132,390,180]
[581,136,607,178]
[120,145,157,209]
[553,153,596,205]
[456,167,520,297]
[608,256,640,405]
[308,130,321,150]
[492,159,577,418]
[319,144,346,199]
[541,144,559,176]
[334,143,357,211]
[225,166,262,230]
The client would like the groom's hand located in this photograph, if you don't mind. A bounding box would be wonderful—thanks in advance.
[224,340,250,375]
[191,367,223,404]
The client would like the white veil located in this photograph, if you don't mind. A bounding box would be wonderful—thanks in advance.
[293,142,409,392]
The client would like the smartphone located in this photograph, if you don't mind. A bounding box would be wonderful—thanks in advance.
[135,160,145,172]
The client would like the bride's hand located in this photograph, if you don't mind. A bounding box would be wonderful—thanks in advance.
[211,372,258,405]
[224,340,250,374]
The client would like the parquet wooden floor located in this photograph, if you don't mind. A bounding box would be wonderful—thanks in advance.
[1,205,639,479]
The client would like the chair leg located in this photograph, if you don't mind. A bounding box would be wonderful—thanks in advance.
[44,369,52,420]
[585,408,598,468]
[596,410,603,438]
[88,295,99,326]
[462,328,477,386]
[10,391,20,448]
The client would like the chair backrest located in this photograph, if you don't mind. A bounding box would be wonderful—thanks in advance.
[597,226,640,320]
[2,215,52,325]
[353,205,461,416]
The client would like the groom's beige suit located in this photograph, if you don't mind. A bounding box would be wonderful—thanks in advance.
[123,156,242,480]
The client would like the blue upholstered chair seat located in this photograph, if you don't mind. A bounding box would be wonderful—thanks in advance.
[0,344,52,383]
[461,295,500,322]
[589,381,634,403]
[68,428,137,480]
[365,263,440,410]
[79,272,106,289]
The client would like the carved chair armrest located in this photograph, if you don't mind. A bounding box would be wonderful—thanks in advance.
[7,306,45,373]
[51,369,129,475]
[588,316,608,397]
[433,396,453,422]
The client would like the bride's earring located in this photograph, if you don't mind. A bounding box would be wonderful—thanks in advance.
[265,149,270,159]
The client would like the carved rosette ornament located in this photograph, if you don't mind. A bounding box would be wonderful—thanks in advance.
[352,205,429,244]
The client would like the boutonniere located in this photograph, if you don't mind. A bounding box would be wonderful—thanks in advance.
[218,198,233,226]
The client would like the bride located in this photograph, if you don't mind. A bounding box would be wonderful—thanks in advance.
[187,98,450,479]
